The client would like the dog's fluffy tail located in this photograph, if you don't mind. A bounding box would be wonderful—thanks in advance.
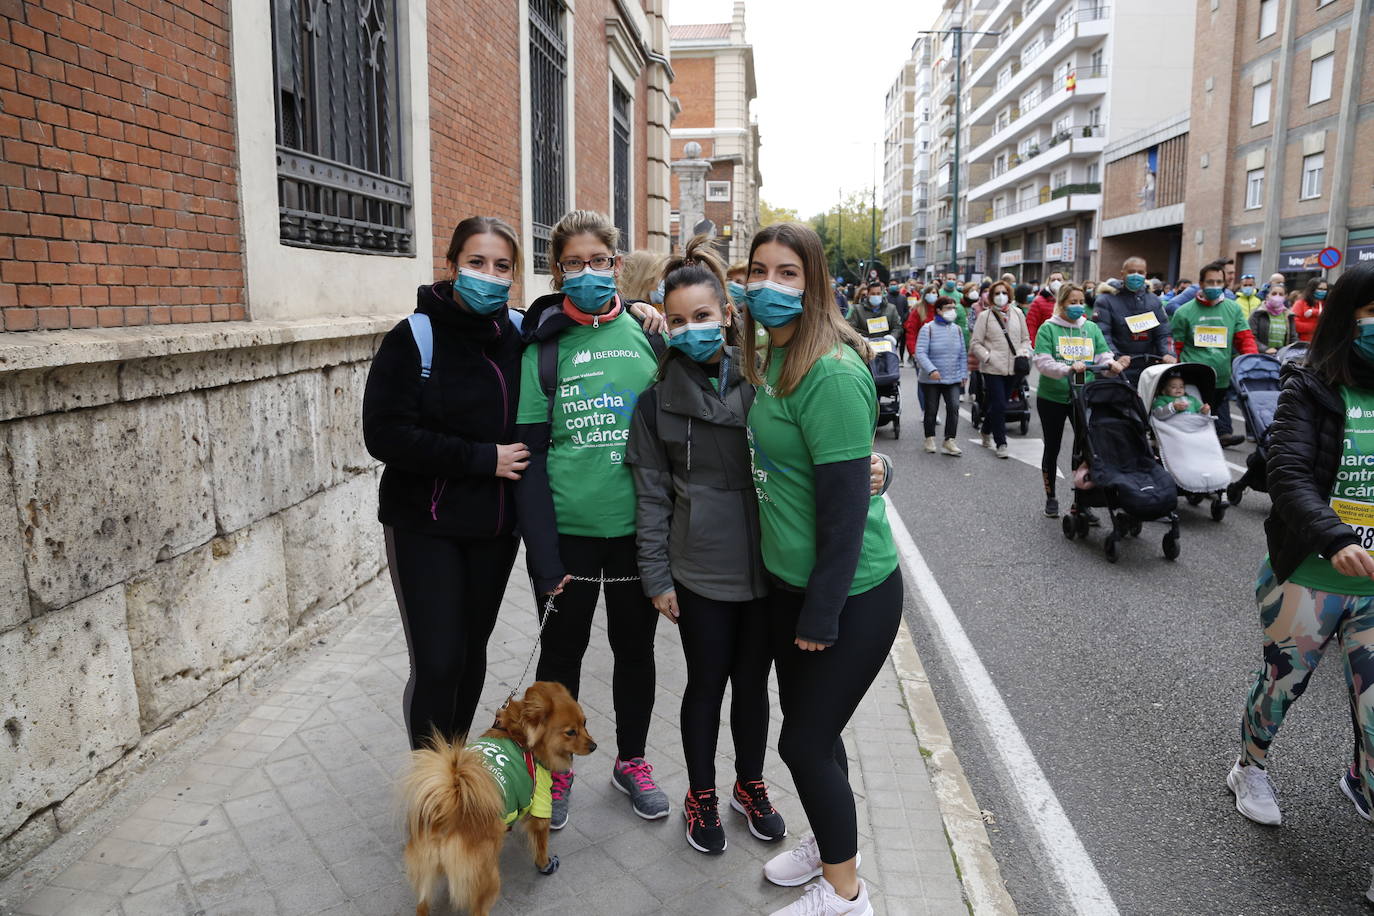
[402,733,505,840]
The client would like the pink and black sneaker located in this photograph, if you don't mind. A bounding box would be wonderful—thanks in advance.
[610,757,669,819]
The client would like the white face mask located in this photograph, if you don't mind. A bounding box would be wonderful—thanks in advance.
[924,293,938,304]
[940,309,957,321]
[993,293,1009,307]
[1049,280,1063,294]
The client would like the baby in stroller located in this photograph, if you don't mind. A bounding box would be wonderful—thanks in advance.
[1151,374,1212,420]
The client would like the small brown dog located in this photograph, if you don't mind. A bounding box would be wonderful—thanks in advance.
[400,681,596,916]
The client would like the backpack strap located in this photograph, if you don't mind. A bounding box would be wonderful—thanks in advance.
[538,336,558,434]
[406,313,434,380]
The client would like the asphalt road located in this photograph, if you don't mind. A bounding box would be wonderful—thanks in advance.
[881,364,1370,916]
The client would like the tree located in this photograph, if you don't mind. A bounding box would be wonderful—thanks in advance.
[810,190,884,283]
[759,199,800,227]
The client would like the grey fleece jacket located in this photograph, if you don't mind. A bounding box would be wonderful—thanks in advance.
[625,347,768,603]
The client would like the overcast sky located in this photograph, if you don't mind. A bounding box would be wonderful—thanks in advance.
[670,0,945,218]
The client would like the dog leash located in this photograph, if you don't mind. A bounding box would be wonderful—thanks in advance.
[500,574,643,711]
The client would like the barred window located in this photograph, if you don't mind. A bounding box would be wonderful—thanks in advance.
[271,0,413,254]
[530,0,568,272]
[612,83,631,249]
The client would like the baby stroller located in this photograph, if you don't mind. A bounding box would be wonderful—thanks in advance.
[1225,353,1282,506]
[868,335,901,438]
[1137,362,1232,522]
[1276,340,1308,365]
[1065,370,1182,562]
[968,371,1033,435]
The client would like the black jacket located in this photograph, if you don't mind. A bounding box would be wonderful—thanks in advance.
[362,281,524,538]
[1264,362,1365,581]
[1092,289,1172,357]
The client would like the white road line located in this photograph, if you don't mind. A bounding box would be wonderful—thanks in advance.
[884,496,1121,916]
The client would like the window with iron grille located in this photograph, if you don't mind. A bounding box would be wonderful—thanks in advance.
[612,83,632,250]
[271,0,412,254]
[530,0,568,272]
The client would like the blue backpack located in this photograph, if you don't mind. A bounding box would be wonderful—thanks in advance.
[406,310,524,379]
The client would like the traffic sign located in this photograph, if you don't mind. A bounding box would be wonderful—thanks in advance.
[1318,246,1342,269]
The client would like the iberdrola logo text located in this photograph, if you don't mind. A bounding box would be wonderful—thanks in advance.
[572,350,592,366]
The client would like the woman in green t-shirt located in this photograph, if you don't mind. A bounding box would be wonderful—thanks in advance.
[1228,264,1374,882]
[1030,282,1127,521]
[743,223,902,915]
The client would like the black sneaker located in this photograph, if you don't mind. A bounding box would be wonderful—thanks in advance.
[1219,433,1246,448]
[1079,507,1101,527]
[1340,766,1372,822]
[730,778,787,842]
[1044,496,1059,518]
[683,788,726,854]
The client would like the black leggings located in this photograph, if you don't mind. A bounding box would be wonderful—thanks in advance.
[676,583,772,792]
[534,534,658,760]
[770,568,904,864]
[920,382,960,439]
[1036,397,1079,493]
[384,527,520,750]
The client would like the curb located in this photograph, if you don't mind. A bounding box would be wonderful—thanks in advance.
[889,619,1019,916]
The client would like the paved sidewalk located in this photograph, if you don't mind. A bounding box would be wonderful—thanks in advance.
[0,563,967,916]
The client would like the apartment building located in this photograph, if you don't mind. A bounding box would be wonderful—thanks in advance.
[669,1,762,262]
[955,0,1194,285]
[1181,0,1372,286]
[881,54,922,278]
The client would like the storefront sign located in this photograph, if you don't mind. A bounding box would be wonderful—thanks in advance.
[1061,229,1077,263]
[1349,244,1374,264]
[999,249,1022,267]
[1045,242,1064,261]
[1278,249,1324,272]
[975,248,987,274]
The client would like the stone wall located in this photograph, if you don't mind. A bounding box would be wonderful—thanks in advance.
[0,316,401,877]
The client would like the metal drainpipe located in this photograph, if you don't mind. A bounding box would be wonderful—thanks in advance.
[1321,0,1370,281]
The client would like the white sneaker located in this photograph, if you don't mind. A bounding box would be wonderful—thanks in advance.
[768,877,872,916]
[996,444,1009,459]
[941,438,962,456]
[980,432,993,448]
[1226,759,1281,826]
[923,436,936,453]
[763,834,861,887]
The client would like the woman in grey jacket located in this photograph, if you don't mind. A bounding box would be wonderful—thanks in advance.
[626,237,890,857]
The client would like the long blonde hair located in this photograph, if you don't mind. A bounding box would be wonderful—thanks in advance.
[549,209,620,290]
[1054,281,1086,317]
[618,249,669,302]
[743,222,871,397]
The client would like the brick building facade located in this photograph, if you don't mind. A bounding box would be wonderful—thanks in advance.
[1099,115,1189,280]
[0,0,672,878]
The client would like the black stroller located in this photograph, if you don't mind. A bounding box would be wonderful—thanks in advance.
[969,370,1032,435]
[1064,370,1182,562]
[868,335,901,438]
[1226,353,1282,505]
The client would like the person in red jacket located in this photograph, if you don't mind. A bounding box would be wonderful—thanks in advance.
[1025,271,1066,343]
[905,286,938,365]
[1293,276,1330,342]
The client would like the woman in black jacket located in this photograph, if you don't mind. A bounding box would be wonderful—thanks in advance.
[1228,263,1374,864]
[362,216,530,749]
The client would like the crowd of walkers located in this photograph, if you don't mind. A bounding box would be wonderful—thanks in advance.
[363,210,901,916]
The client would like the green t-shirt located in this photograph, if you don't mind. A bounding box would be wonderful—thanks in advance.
[466,736,553,825]
[1169,298,1248,388]
[515,311,659,537]
[747,345,899,594]
[1152,393,1203,414]
[1033,319,1111,405]
[1288,387,1374,596]
[1266,314,1289,351]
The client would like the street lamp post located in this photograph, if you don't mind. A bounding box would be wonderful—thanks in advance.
[921,22,1000,279]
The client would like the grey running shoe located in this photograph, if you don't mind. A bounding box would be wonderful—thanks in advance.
[549,769,573,830]
[1226,759,1281,826]
[1339,766,1372,822]
[611,757,670,819]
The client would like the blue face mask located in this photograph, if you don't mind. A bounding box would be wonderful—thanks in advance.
[1241,286,1256,297]
[868,295,884,307]
[650,281,665,306]
[1201,287,1226,303]
[1066,304,1086,321]
[943,280,956,291]
[453,267,512,315]
[727,281,747,304]
[666,320,724,363]
[562,267,618,313]
[745,279,805,328]
[1355,320,1374,364]
[1124,273,1145,292]
[1316,289,1328,301]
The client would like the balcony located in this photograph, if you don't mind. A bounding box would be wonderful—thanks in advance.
[966,192,1102,239]
[937,216,954,233]
[966,6,1111,126]
[967,127,1106,202]
[966,71,1109,164]
[936,180,953,199]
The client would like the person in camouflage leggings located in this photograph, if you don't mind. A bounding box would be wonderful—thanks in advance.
[1240,558,1374,817]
